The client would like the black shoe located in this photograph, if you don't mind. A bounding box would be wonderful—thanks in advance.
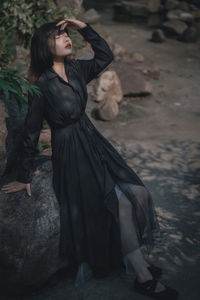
[133,277,179,300]
[147,264,162,279]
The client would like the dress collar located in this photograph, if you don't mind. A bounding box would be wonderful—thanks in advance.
[44,59,71,81]
[44,68,57,80]
[43,59,82,94]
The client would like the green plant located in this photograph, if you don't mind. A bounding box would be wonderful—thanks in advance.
[37,140,49,153]
[1,0,78,50]
[0,0,79,67]
[0,68,42,120]
[42,120,50,129]
[0,29,17,67]
[0,0,83,122]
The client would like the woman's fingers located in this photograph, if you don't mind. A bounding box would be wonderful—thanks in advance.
[2,187,19,193]
[56,19,70,28]
[56,20,69,32]
[1,181,18,190]
[1,181,26,193]
[26,183,31,196]
[56,20,67,27]
[56,18,85,30]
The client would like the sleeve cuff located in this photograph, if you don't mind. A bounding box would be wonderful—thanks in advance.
[77,22,90,33]
[77,23,100,40]
[16,171,33,184]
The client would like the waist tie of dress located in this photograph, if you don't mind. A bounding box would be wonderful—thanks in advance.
[78,114,107,163]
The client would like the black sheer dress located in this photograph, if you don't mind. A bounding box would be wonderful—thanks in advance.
[17,23,160,287]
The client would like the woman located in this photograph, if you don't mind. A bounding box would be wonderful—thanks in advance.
[1,18,178,299]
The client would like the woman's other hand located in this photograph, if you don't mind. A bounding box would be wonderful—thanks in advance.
[1,181,32,196]
[56,18,87,31]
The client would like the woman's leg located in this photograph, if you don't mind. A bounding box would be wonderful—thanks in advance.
[117,183,165,292]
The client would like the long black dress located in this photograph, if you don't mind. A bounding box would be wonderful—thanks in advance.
[17,23,160,287]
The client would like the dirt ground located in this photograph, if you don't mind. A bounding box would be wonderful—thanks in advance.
[2,9,200,300]
[90,18,200,145]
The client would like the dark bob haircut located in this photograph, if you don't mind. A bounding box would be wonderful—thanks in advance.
[28,22,70,83]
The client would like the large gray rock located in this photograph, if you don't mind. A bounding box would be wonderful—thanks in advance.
[97,98,119,121]
[167,9,194,22]
[163,19,188,36]
[164,0,179,11]
[111,61,153,97]
[0,159,69,294]
[96,71,123,104]
[113,1,149,19]
[179,25,199,42]
[151,29,166,43]
[0,94,68,295]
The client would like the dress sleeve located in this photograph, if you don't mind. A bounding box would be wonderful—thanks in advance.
[16,81,45,184]
[76,23,114,84]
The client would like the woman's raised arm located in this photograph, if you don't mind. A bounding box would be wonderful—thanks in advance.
[76,23,114,84]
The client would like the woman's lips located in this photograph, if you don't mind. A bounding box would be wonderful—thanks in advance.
[65,44,71,48]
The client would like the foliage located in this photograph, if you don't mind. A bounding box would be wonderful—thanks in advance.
[1,0,78,48]
[37,140,49,153]
[0,68,42,120]
[0,0,82,123]
[0,29,17,67]
[0,0,78,66]
[42,120,50,129]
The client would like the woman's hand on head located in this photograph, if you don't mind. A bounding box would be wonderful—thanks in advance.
[1,181,32,196]
[56,18,87,31]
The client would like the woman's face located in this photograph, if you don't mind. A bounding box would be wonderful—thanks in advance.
[49,29,72,59]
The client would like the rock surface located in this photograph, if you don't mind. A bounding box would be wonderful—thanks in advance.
[151,29,166,42]
[0,159,69,294]
[113,0,149,18]
[0,94,67,294]
[110,0,200,43]
[166,9,194,22]
[163,19,188,35]
[97,98,119,121]
[179,25,198,42]
[96,70,123,103]
[111,61,153,97]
